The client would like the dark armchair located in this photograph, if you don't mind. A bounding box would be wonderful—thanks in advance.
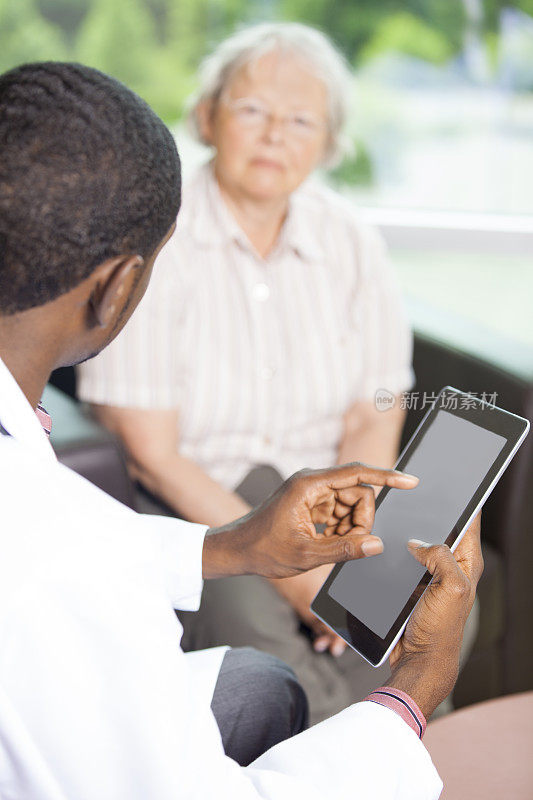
[402,316,533,707]
[42,381,136,510]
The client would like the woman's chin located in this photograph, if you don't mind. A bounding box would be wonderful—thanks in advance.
[242,177,291,204]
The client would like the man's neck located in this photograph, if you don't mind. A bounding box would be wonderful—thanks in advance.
[0,312,60,409]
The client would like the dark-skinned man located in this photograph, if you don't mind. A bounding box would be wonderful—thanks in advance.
[0,62,483,800]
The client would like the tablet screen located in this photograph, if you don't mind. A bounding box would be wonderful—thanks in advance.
[327,410,506,639]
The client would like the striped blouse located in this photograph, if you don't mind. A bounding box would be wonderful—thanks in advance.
[77,162,413,490]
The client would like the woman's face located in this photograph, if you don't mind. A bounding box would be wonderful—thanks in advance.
[202,51,329,204]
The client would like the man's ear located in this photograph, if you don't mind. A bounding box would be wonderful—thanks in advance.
[88,254,144,328]
[196,100,215,145]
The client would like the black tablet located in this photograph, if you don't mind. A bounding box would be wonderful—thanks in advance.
[311,386,529,667]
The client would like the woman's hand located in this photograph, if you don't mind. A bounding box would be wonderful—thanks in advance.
[271,566,348,656]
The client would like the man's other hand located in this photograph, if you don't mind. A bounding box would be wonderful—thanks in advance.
[388,514,483,719]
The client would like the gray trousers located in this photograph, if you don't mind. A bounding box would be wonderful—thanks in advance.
[138,466,479,725]
[211,646,308,766]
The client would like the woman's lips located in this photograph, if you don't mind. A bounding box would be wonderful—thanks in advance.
[250,158,285,170]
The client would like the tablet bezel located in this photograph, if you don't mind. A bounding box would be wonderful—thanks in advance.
[310,386,530,667]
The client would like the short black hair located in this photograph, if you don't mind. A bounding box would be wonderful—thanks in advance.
[0,62,181,314]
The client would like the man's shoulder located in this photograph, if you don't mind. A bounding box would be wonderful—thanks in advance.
[0,437,162,599]
[0,436,137,536]
[0,434,52,482]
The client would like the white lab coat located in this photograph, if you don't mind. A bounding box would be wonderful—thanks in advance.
[0,357,442,799]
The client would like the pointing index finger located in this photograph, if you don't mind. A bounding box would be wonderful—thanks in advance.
[326,463,419,491]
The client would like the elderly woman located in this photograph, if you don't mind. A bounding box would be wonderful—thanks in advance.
[77,23,414,723]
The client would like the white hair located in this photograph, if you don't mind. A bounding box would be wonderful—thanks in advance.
[187,22,353,166]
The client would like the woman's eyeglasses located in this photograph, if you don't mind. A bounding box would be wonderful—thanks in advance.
[223,97,325,139]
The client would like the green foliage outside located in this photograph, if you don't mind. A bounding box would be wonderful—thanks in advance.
[3,0,531,122]
[0,0,68,71]
[1,0,532,188]
[329,141,374,187]
[358,12,456,65]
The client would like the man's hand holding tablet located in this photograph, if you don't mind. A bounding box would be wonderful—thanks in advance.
[388,515,483,719]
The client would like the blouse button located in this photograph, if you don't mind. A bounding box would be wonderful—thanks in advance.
[252,283,270,302]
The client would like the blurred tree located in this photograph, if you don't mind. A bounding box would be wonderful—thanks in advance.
[279,0,467,63]
[165,0,249,68]
[37,0,89,41]
[1,0,533,127]
[515,0,533,15]
[402,1,465,53]
[280,0,395,61]
[75,0,158,86]
[0,0,67,71]
[328,141,374,186]
[156,0,250,120]
[360,11,456,64]
[145,0,169,43]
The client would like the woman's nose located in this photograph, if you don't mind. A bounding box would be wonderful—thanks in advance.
[261,113,286,144]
